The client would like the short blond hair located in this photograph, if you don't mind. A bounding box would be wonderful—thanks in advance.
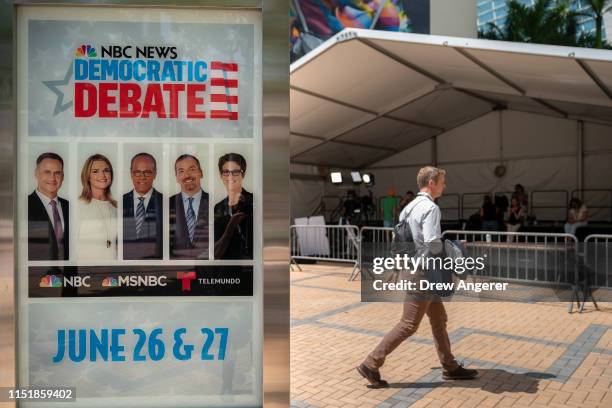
[417,166,446,189]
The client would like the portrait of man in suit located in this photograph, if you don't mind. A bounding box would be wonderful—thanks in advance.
[169,154,209,259]
[123,153,163,260]
[28,152,69,260]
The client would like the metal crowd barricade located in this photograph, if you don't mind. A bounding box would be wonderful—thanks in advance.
[356,226,394,281]
[290,224,360,276]
[583,234,612,289]
[442,230,578,286]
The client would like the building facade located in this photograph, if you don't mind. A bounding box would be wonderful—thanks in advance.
[477,0,610,41]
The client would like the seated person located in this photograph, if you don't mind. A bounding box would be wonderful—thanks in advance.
[564,198,588,236]
[512,184,528,211]
[505,197,525,242]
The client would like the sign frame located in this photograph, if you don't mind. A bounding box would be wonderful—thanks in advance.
[0,0,289,407]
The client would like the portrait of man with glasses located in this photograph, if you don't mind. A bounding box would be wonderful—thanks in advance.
[123,152,164,260]
[214,153,253,259]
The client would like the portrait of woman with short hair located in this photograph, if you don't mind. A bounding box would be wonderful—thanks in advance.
[214,153,253,259]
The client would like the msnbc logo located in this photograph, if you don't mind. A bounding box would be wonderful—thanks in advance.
[39,275,62,288]
[75,44,97,58]
[102,277,119,287]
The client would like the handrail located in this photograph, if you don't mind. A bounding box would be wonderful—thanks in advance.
[530,189,569,220]
[437,193,460,221]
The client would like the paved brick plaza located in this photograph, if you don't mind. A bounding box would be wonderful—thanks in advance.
[290,263,612,408]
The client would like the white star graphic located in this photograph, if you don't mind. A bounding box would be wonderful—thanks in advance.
[31,368,53,385]
[121,305,138,323]
[108,32,122,43]
[77,364,94,383]
[32,48,55,66]
[65,26,84,41]
[139,319,161,331]
[101,384,117,395]
[61,43,76,59]
[31,322,49,343]
[168,302,186,316]
[225,305,243,321]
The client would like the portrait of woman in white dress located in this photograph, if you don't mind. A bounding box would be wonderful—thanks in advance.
[76,154,118,261]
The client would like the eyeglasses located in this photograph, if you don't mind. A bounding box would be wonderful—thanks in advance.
[132,170,154,178]
[221,169,244,177]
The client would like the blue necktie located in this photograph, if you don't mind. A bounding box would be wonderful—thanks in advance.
[135,197,145,238]
[187,197,196,243]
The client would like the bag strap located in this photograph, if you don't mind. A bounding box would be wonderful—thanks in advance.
[398,194,430,224]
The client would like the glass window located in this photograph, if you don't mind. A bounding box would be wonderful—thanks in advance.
[480,11,495,23]
[478,1,493,14]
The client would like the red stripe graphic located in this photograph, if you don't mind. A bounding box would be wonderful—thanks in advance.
[211,62,238,71]
[210,94,238,104]
[211,110,238,120]
[210,78,238,88]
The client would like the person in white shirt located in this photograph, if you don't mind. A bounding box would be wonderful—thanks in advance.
[76,154,117,261]
[357,166,478,388]
[28,152,69,260]
[564,198,588,236]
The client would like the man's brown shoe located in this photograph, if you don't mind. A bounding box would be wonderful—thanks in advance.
[356,364,389,388]
[443,364,478,380]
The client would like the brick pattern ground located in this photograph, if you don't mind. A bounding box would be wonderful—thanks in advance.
[290,263,612,408]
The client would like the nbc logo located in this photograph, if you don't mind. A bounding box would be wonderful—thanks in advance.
[75,44,97,58]
[39,275,62,288]
[102,277,119,287]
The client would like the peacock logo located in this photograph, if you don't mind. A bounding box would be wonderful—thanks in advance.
[75,44,97,58]
[39,275,62,288]
[102,277,119,287]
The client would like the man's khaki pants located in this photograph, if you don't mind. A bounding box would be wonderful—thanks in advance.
[364,294,460,372]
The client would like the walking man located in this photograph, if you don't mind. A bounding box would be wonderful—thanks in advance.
[357,166,477,387]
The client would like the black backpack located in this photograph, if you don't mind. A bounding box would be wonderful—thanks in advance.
[391,196,427,257]
[392,195,454,297]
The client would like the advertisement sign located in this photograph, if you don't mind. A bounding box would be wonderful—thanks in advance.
[17,6,262,406]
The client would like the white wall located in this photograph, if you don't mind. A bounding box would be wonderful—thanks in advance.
[583,122,612,220]
[290,163,324,222]
[289,111,612,221]
[430,0,477,38]
[604,9,612,43]
[367,139,432,198]
[365,110,612,220]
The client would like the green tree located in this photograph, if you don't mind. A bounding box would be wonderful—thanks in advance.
[583,0,612,48]
[480,0,583,46]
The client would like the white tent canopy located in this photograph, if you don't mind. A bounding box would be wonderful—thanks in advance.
[290,28,612,170]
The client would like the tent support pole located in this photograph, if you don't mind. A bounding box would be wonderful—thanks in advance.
[577,121,584,200]
[431,135,438,166]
